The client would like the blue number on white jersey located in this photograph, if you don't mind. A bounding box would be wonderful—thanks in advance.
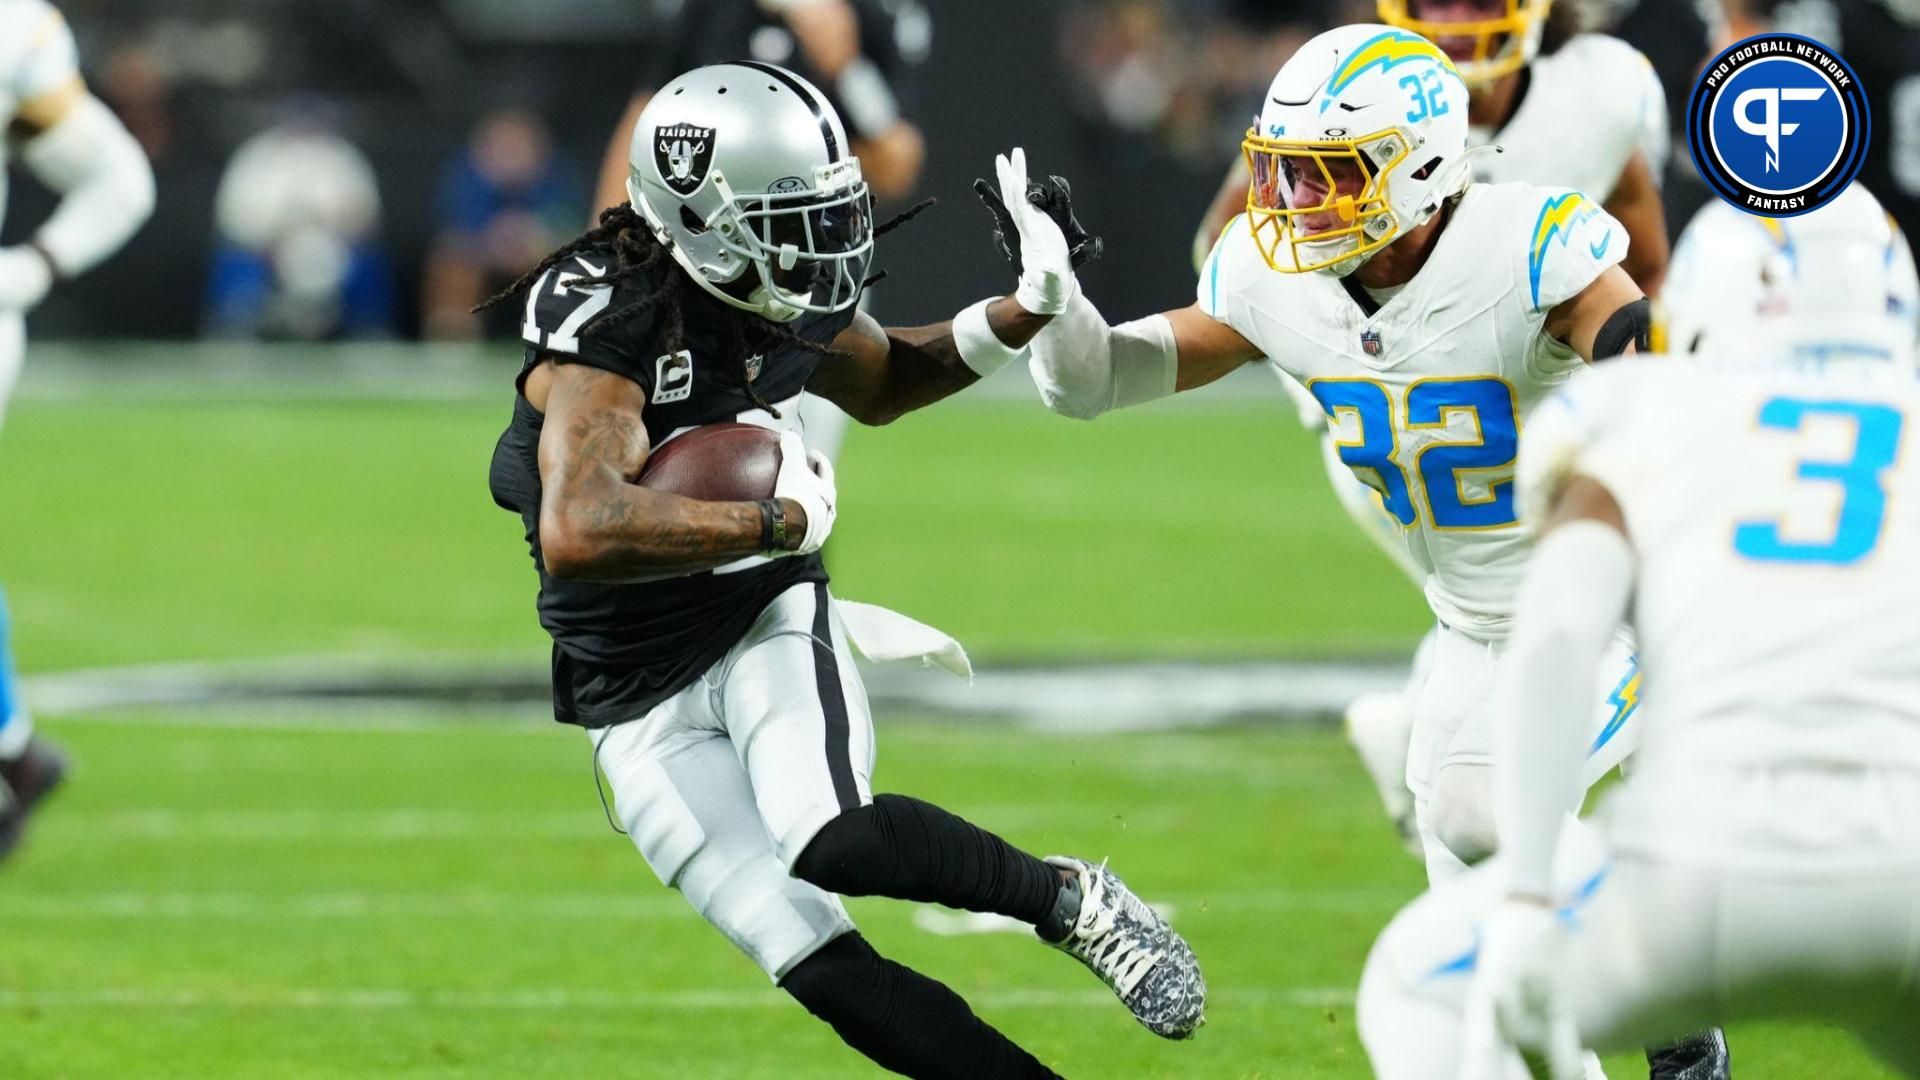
[1409,379,1518,529]
[1309,377,1519,530]
[1312,380,1419,525]
[1733,396,1904,565]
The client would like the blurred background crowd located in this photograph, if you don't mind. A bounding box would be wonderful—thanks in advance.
[6,0,1916,343]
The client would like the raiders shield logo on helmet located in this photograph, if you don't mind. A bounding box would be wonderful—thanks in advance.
[655,125,717,196]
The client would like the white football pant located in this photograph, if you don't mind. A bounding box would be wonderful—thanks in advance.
[1410,624,1642,881]
[1361,767,1920,1077]
[590,581,874,981]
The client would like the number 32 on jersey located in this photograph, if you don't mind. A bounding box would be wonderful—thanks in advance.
[1309,376,1520,530]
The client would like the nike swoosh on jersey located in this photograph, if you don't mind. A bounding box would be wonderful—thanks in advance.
[1589,234,1612,260]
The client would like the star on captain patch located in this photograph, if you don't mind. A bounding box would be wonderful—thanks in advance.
[1360,328,1383,356]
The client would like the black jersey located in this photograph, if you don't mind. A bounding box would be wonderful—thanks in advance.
[488,246,857,727]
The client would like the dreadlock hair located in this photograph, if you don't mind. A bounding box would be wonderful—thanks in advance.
[477,198,937,417]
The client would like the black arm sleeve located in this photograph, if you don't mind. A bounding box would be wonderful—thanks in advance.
[1594,297,1653,362]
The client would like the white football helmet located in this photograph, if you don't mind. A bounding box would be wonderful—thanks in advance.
[1663,185,1920,367]
[1241,25,1473,277]
[627,62,873,323]
[1377,0,1552,86]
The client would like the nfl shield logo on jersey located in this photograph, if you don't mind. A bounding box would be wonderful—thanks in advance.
[655,125,717,196]
[1361,329,1383,356]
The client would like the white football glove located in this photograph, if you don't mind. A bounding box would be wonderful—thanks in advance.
[994,147,1076,316]
[774,430,836,556]
[1459,900,1586,1080]
[0,246,54,311]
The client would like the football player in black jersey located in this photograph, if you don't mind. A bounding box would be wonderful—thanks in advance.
[484,63,1204,1076]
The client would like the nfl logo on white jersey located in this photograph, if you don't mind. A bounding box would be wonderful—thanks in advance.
[1360,329,1384,356]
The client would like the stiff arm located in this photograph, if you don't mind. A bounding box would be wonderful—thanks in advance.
[1027,296,1262,421]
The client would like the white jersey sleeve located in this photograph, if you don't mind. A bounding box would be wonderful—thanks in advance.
[1557,35,1667,188]
[1627,43,1670,184]
[3,0,80,109]
[1196,213,1273,343]
[1519,187,1630,315]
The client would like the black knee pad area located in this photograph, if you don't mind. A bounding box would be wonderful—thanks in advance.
[779,931,883,1022]
[791,801,891,896]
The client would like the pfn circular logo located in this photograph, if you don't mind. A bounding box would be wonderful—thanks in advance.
[1686,33,1869,218]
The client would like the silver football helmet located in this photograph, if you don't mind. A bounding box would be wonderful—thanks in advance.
[627,63,873,323]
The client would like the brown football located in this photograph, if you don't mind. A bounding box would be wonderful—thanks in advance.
[636,422,782,501]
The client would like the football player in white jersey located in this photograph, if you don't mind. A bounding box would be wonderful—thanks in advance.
[1195,1,1668,287]
[1191,0,1671,851]
[1356,185,1920,1078]
[1006,22,1646,878]
[0,0,155,858]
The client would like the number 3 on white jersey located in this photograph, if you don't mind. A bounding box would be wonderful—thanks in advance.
[1735,396,1905,566]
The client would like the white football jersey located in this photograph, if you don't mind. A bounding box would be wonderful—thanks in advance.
[1520,356,1920,778]
[0,0,80,229]
[1200,181,1628,637]
[1470,34,1667,201]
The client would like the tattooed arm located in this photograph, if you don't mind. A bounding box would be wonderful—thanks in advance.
[534,362,806,580]
[809,304,1051,426]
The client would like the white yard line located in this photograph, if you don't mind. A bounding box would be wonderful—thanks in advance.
[22,654,1406,730]
[0,986,1355,1011]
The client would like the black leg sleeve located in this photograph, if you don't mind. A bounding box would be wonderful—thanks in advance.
[793,793,1061,926]
[782,932,1062,1080]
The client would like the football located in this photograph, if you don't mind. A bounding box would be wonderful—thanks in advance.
[635,422,782,501]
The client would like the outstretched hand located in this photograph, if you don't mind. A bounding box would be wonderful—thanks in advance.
[972,148,1103,316]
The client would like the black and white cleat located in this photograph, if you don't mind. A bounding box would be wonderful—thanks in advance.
[1647,1028,1731,1080]
[1038,855,1206,1040]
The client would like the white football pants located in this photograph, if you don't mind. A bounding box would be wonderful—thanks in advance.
[1361,767,1920,1077]
[1410,624,1642,882]
[589,581,874,981]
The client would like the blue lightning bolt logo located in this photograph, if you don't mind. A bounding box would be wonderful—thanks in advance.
[1590,659,1640,757]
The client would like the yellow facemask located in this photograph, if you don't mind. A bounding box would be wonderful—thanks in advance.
[1241,128,1411,275]
[1376,0,1551,85]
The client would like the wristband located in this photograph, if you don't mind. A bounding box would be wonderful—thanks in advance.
[1013,272,1074,318]
[953,298,1026,377]
[758,498,791,553]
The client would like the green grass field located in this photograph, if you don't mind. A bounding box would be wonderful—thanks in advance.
[0,381,1897,1076]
